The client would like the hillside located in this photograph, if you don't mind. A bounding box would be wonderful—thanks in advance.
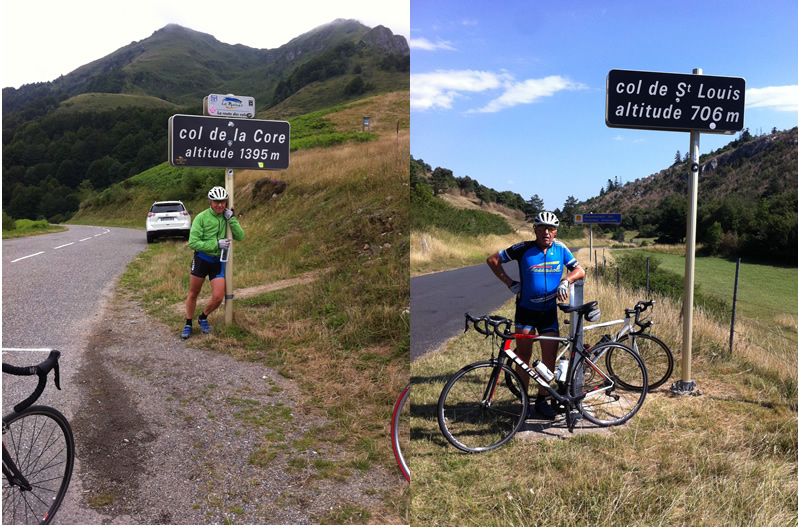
[2,20,409,115]
[412,126,798,263]
[582,127,798,214]
[68,94,410,522]
[2,19,409,224]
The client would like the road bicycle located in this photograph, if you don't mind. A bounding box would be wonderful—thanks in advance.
[391,384,409,481]
[2,350,74,525]
[581,300,673,390]
[437,301,648,453]
[504,300,673,395]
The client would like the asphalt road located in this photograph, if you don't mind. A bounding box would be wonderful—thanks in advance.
[2,224,147,524]
[410,263,519,362]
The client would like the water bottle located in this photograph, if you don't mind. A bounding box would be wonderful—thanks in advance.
[556,359,569,383]
[532,360,555,383]
[220,245,229,263]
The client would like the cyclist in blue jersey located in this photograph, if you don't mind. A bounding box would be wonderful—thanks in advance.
[487,211,584,419]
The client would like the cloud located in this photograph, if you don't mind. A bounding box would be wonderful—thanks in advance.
[409,37,456,51]
[411,70,586,113]
[746,85,798,111]
[471,75,588,113]
[411,69,511,110]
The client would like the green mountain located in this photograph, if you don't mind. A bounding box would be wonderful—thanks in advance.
[2,19,409,222]
[2,20,408,116]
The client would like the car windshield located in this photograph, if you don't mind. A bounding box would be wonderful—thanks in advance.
[151,204,184,214]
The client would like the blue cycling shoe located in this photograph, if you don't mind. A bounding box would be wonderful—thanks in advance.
[532,398,558,420]
[181,324,192,340]
[199,318,211,334]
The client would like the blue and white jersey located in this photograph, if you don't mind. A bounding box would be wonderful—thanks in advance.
[498,240,578,311]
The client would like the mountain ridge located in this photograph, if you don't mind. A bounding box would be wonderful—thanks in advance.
[2,19,408,115]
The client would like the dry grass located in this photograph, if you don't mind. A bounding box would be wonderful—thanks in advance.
[410,257,798,525]
[120,114,409,521]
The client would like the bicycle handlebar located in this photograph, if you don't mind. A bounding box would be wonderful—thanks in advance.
[464,312,514,339]
[625,300,655,330]
[2,350,62,414]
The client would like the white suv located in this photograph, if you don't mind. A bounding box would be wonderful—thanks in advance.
[146,201,191,243]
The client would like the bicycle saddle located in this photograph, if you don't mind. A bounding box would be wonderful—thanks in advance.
[558,301,598,315]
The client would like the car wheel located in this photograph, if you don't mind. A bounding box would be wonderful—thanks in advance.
[147,232,155,244]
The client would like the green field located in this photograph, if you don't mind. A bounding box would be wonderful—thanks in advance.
[632,250,798,322]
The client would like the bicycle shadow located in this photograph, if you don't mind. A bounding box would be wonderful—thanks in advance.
[519,412,613,439]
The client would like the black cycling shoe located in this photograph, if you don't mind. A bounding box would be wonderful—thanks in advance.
[533,398,558,420]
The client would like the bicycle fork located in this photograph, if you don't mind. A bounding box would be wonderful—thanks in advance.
[2,444,32,491]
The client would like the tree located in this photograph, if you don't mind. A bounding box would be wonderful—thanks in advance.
[674,150,681,164]
[343,76,366,96]
[655,194,688,244]
[430,167,453,196]
[561,196,578,226]
[705,221,723,254]
[525,194,544,220]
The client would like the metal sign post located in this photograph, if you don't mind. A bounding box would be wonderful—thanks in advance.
[574,214,622,264]
[224,168,235,325]
[605,67,746,395]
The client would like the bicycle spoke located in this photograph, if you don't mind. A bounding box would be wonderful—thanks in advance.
[438,362,527,452]
[576,343,647,426]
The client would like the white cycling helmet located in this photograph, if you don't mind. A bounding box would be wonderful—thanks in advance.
[533,211,559,228]
[208,186,228,201]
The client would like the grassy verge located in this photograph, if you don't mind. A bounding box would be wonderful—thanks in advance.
[410,227,595,276]
[630,250,798,323]
[2,219,68,239]
[410,267,798,525]
[69,93,410,522]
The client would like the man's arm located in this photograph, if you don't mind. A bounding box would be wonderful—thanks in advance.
[487,252,516,289]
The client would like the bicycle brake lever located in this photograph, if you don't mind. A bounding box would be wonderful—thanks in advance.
[54,362,62,390]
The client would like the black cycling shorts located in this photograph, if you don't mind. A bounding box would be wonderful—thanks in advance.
[191,254,225,280]
[514,305,558,334]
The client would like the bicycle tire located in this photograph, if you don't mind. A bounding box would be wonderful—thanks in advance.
[391,384,410,482]
[615,333,674,390]
[574,342,647,427]
[438,361,527,453]
[2,406,75,525]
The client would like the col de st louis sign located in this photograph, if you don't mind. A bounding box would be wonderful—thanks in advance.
[606,69,745,134]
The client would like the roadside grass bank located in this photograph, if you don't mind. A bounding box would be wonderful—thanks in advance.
[69,93,411,522]
[410,273,798,525]
[1,217,68,239]
[630,249,798,327]
[410,227,594,276]
[120,130,409,522]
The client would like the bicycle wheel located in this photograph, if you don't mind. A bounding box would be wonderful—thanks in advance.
[2,406,74,525]
[615,333,674,390]
[438,361,527,453]
[391,384,410,482]
[575,343,647,427]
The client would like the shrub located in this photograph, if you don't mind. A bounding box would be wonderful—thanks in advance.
[2,210,16,231]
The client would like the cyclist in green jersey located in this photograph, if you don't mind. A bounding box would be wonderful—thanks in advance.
[182,186,245,339]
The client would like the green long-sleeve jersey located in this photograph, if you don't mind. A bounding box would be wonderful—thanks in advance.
[188,208,244,257]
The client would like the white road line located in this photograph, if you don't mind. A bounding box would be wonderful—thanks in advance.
[2,348,55,352]
[54,242,75,249]
[11,251,45,263]
[78,237,92,242]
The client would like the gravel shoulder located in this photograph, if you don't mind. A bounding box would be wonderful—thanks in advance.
[70,290,407,525]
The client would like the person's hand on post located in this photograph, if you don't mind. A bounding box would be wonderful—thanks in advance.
[556,279,570,302]
[223,208,234,220]
[218,238,231,250]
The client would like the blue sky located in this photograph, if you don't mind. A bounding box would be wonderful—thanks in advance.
[410,0,798,213]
